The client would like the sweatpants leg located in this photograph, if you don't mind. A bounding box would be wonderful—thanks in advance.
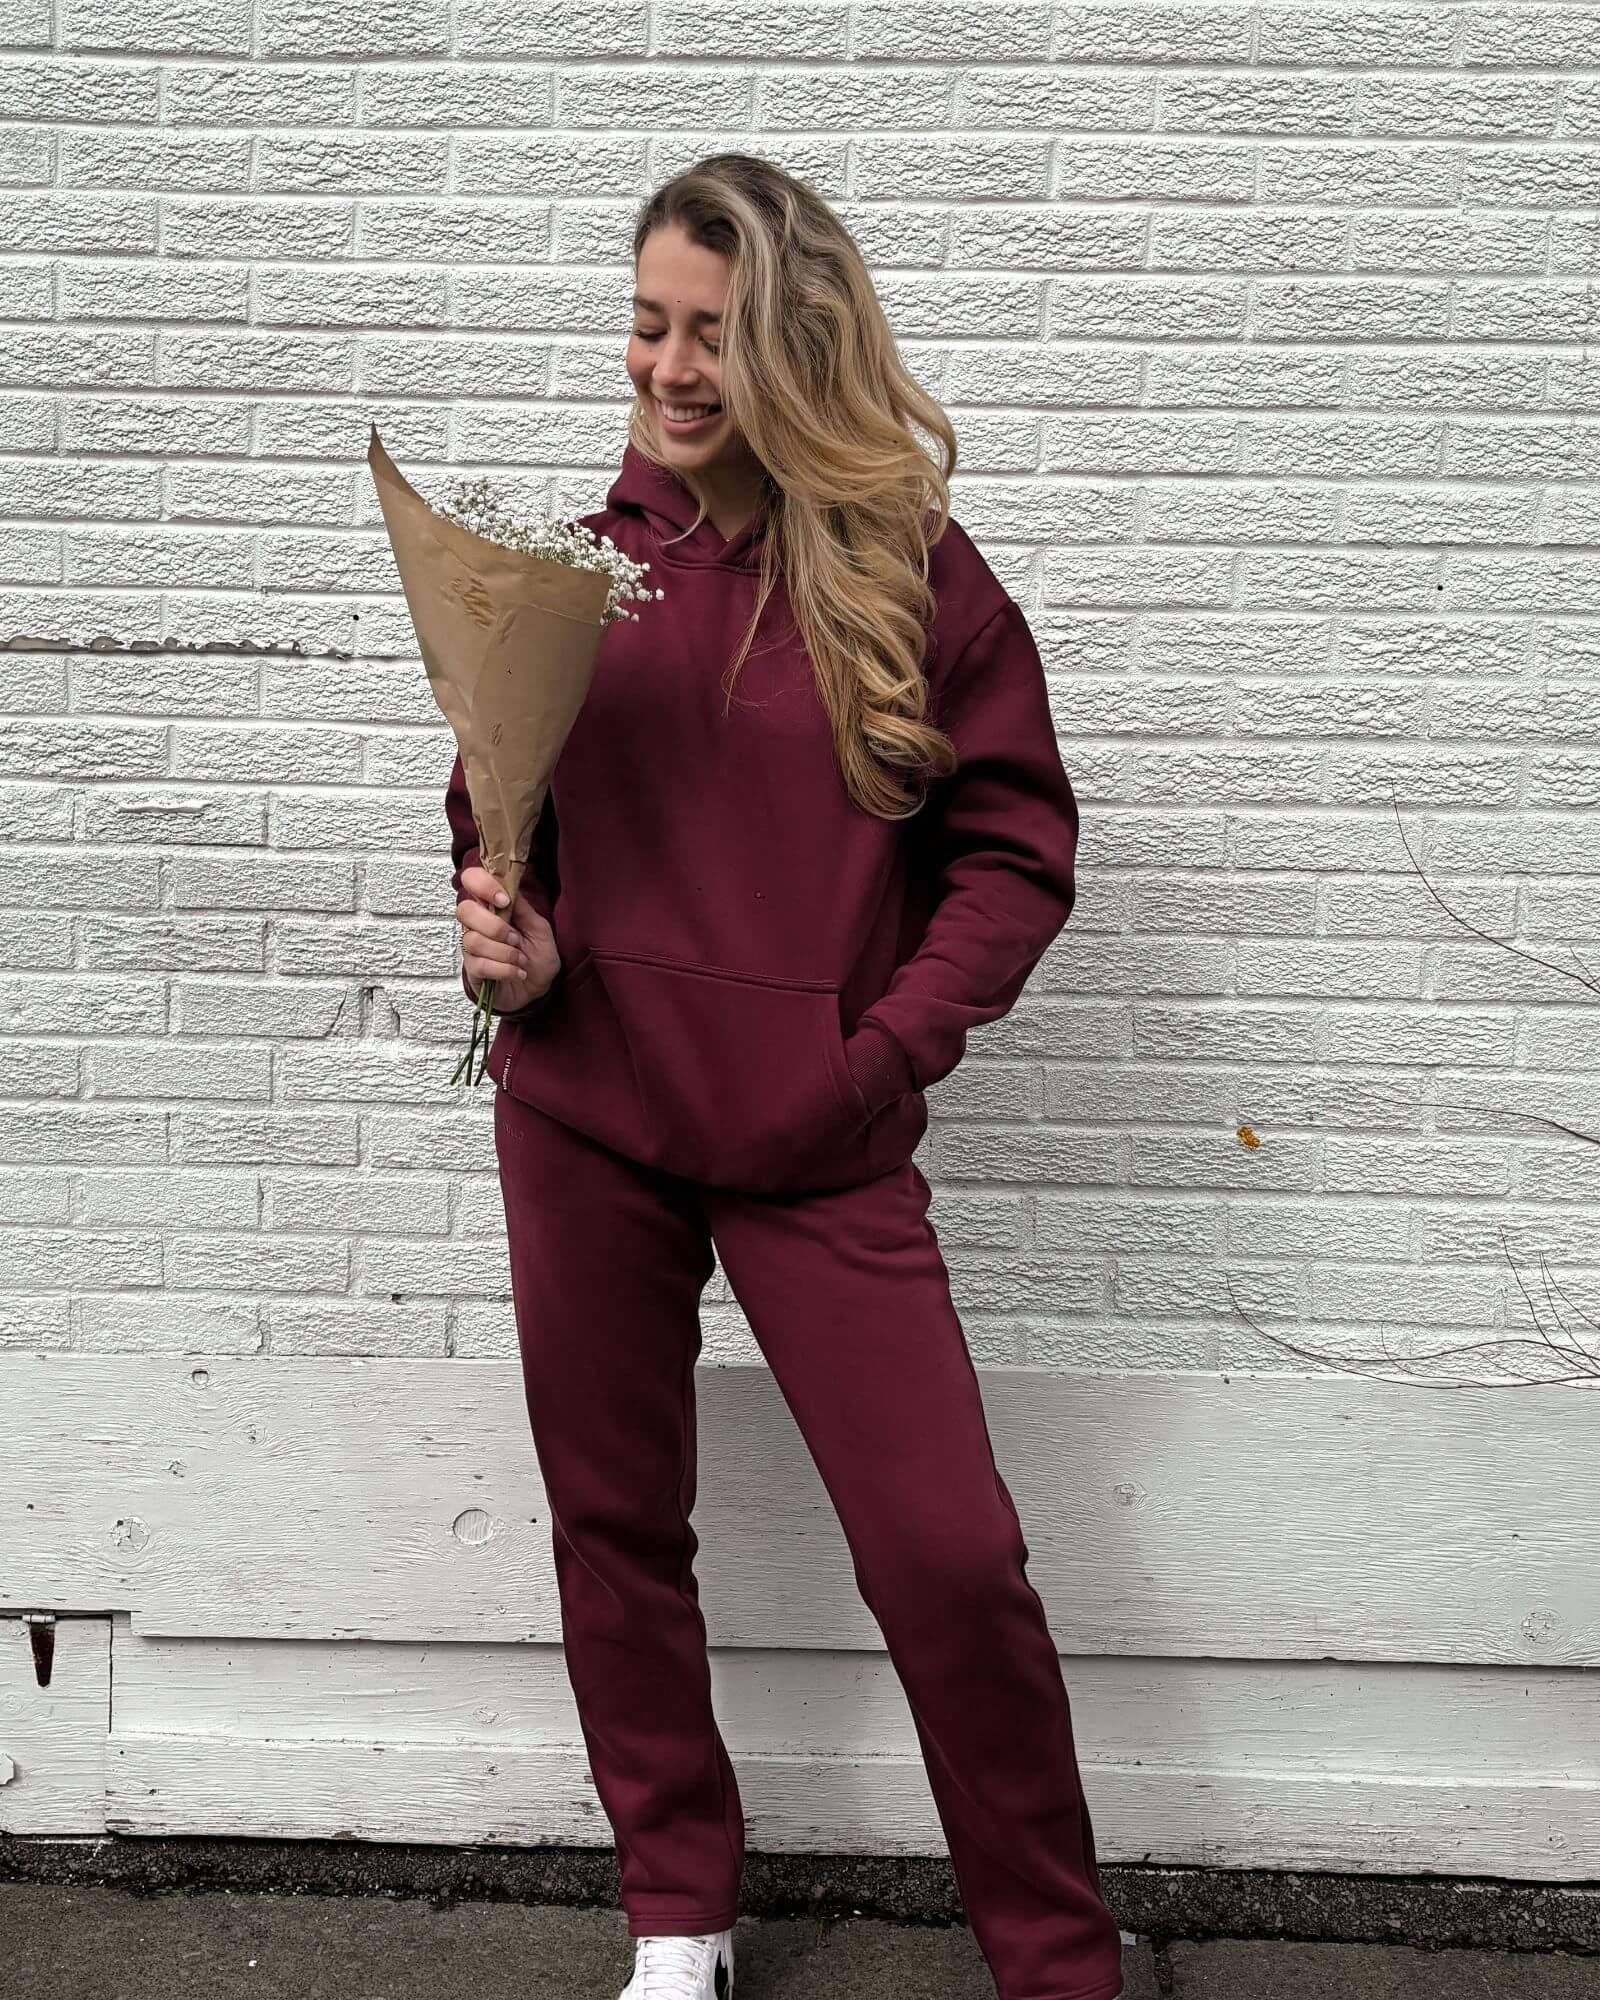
[706,1157,1124,2000]
[493,1087,744,1937]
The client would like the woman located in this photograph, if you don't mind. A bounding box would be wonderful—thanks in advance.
[447,154,1124,2000]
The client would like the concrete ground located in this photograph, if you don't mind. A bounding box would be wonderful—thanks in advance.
[5,1883,1600,1999]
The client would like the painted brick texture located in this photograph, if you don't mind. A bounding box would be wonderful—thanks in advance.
[2,5,1598,1377]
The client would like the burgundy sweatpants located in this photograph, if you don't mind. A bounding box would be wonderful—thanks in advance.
[494,1085,1125,2000]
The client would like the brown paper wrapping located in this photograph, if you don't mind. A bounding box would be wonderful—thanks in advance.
[366,423,611,911]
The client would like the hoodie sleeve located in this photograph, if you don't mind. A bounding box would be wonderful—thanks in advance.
[843,597,1078,1111]
[445,747,562,1020]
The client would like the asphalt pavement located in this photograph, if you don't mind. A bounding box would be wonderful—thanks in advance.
[5,1882,1600,1998]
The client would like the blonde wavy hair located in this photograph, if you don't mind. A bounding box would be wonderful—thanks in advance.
[627,153,960,820]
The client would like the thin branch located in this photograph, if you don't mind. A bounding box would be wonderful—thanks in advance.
[1221,787,1600,1390]
[1223,1272,1600,1389]
[1389,790,1599,998]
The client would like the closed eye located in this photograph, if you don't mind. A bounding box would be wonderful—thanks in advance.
[632,327,720,355]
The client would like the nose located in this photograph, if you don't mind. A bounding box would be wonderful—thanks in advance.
[653,334,709,389]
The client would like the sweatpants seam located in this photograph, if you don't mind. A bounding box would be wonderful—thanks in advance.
[672,1322,740,1915]
[925,1210,1115,1958]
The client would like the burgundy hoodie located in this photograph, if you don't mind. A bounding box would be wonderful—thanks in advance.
[444,442,1078,1195]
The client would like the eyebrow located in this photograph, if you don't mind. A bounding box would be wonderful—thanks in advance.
[631,294,722,324]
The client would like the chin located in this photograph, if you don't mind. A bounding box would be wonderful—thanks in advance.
[656,426,731,457]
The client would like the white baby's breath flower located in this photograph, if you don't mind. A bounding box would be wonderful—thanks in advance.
[434,475,658,625]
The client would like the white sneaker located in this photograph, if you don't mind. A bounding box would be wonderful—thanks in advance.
[619,1927,734,1999]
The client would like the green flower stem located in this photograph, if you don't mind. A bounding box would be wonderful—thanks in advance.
[451,976,499,1088]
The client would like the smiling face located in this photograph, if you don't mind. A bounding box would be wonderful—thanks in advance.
[627,223,752,476]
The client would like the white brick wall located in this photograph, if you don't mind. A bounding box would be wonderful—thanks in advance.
[4,4,1599,1378]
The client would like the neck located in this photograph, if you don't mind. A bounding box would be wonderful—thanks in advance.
[685,458,769,546]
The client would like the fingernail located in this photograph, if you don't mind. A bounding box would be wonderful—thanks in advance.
[495,891,509,905]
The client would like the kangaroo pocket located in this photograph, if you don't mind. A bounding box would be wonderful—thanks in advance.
[591,948,872,1190]
[497,943,881,1192]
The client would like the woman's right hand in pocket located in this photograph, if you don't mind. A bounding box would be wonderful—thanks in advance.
[456,864,560,1012]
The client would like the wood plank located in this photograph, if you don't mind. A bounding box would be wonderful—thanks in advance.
[112,1623,1600,1783]
[3,1356,1596,1664]
[0,1617,109,1834]
[104,1731,1598,1879]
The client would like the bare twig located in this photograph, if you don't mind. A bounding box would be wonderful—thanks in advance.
[1223,787,1599,1388]
[1387,790,1599,998]
[1225,1270,1599,1387]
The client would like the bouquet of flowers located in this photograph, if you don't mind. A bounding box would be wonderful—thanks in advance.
[366,426,660,1085]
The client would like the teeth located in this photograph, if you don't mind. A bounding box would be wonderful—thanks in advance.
[664,404,717,419]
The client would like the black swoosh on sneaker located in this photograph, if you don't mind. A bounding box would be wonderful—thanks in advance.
[714,1949,730,1998]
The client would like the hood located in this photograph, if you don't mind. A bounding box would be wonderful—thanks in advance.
[602,439,772,570]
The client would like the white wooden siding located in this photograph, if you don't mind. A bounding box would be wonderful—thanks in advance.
[4,1356,1597,1873]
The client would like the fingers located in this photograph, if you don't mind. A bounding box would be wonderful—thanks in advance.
[456,890,513,936]
[457,894,530,976]
[454,870,556,1001]
[459,862,511,908]
[456,891,541,944]
[463,930,530,985]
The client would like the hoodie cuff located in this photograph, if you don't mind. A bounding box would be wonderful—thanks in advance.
[844,1018,917,1114]
[453,844,482,902]
[495,982,557,1020]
